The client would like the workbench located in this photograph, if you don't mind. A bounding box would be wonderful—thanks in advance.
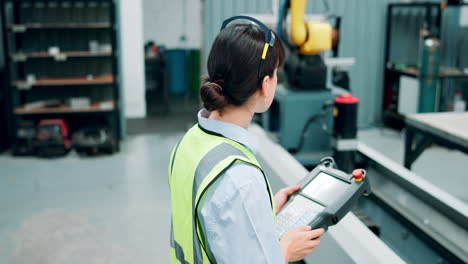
[404,112,468,169]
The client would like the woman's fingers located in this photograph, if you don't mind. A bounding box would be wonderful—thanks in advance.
[307,237,321,247]
[294,226,324,239]
[301,235,321,249]
[304,228,325,240]
[296,225,312,232]
[305,238,320,249]
[283,185,301,195]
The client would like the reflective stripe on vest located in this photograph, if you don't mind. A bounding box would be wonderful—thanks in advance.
[171,220,190,264]
[169,124,275,264]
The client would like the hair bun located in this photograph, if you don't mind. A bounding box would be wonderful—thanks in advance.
[200,82,229,111]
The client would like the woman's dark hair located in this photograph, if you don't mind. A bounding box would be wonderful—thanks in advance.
[200,23,285,111]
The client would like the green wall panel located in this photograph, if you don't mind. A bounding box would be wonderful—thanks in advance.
[202,0,460,126]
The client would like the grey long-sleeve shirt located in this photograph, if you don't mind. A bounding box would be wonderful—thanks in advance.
[197,109,284,264]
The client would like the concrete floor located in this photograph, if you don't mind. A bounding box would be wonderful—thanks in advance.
[1,105,467,263]
[0,94,200,264]
[0,133,184,263]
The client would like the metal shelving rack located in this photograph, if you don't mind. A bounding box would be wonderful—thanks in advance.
[1,0,121,151]
[382,2,468,129]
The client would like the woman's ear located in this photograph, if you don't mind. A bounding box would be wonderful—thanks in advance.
[259,75,271,97]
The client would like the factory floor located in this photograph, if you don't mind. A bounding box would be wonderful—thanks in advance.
[0,133,181,263]
[1,103,466,263]
[0,96,199,264]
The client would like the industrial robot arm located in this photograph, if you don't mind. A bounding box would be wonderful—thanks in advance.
[278,0,333,55]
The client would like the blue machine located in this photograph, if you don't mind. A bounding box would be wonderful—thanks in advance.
[262,84,342,166]
[265,0,354,167]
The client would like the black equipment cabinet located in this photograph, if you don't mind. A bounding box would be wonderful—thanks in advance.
[0,9,9,152]
[0,71,8,152]
[1,0,121,152]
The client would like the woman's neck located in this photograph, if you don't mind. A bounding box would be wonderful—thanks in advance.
[208,105,255,129]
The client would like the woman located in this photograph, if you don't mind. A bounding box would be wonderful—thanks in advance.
[169,16,324,264]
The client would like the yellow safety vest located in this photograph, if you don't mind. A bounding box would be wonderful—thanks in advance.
[168,124,276,263]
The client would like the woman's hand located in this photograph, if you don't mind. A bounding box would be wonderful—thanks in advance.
[274,185,301,214]
[280,226,324,263]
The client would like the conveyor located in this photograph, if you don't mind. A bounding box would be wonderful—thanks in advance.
[250,124,468,263]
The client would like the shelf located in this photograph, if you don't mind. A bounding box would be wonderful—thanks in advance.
[8,23,112,32]
[389,3,440,8]
[13,74,114,89]
[387,66,468,79]
[390,2,468,8]
[4,0,121,145]
[11,51,112,61]
[15,101,115,115]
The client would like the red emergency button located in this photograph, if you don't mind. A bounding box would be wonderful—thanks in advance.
[352,169,364,182]
[334,93,359,104]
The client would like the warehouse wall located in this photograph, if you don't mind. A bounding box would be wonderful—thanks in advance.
[116,0,203,132]
[202,0,461,127]
[142,0,202,49]
[118,0,146,119]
